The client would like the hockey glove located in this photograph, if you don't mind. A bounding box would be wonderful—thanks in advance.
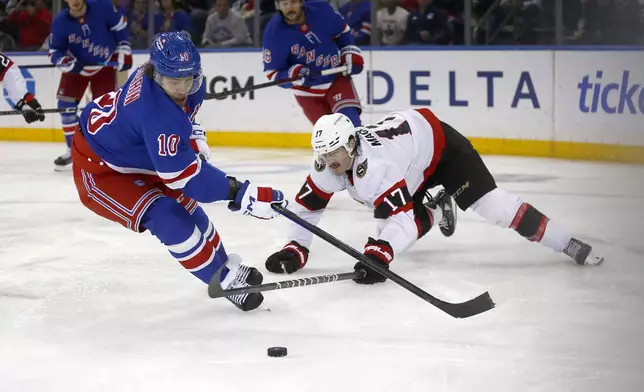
[353,237,393,285]
[111,43,133,72]
[15,93,45,124]
[190,123,210,160]
[227,177,288,220]
[55,56,83,74]
[289,64,311,87]
[340,45,364,76]
[265,241,309,274]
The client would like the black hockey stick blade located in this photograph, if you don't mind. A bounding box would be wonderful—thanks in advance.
[208,270,364,298]
[271,204,499,319]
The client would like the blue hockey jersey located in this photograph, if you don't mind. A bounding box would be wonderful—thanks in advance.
[49,0,129,66]
[339,0,371,46]
[79,66,230,203]
[262,0,356,97]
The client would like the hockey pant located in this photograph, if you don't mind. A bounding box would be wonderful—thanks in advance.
[419,119,573,253]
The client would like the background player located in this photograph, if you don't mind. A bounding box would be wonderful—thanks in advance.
[262,0,364,127]
[265,109,604,284]
[338,0,371,46]
[0,52,45,124]
[71,32,287,311]
[49,0,132,171]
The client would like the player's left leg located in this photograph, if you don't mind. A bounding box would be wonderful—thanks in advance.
[434,120,604,265]
[55,73,91,171]
[141,198,264,311]
[326,75,362,126]
[187,206,224,254]
[162,186,225,256]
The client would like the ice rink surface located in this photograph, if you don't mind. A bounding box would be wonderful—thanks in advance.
[1,142,643,392]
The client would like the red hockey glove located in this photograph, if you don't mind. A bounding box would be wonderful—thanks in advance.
[353,237,393,284]
[340,45,364,76]
[55,56,83,74]
[288,64,311,87]
[15,93,45,124]
[265,241,309,274]
[111,43,133,72]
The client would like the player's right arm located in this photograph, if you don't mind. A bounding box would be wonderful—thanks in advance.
[265,159,343,274]
[0,52,45,123]
[143,116,285,220]
[261,19,310,89]
[48,17,83,73]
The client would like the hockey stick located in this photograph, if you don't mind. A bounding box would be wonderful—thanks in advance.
[203,65,348,101]
[19,62,118,69]
[0,107,79,116]
[207,269,365,298]
[1,65,350,116]
[271,204,499,319]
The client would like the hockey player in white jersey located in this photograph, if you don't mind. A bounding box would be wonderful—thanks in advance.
[0,52,45,124]
[265,108,604,284]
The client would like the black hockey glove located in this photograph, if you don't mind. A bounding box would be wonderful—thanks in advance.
[15,93,45,124]
[353,237,393,285]
[265,241,309,274]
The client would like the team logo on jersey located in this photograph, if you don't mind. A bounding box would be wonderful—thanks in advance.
[81,24,91,37]
[314,159,326,172]
[356,159,368,178]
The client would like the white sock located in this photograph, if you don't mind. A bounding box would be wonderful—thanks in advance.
[538,220,573,253]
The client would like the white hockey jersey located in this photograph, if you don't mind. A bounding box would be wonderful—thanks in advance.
[377,6,410,45]
[288,108,446,258]
[0,52,29,104]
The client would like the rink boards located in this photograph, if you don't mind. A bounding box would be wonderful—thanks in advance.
[0,47,642,162]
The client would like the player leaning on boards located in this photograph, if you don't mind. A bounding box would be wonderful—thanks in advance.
[266,109,604,283]
[71,32,287,311]
[262,0,364,127]
[49,0,133,171]
[0,52,45,124]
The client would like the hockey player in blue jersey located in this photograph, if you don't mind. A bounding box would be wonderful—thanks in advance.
[338,0,372,46]
[49,0,133,171]
[71,32,287,311]
[262,0,364,127]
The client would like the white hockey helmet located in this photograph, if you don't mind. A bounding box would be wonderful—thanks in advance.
[311,113,357,156]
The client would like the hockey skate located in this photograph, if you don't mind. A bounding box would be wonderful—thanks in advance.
[219,254,264,311]
[54,148,72,172]
[426,189,457,237]
[564,238,604,265]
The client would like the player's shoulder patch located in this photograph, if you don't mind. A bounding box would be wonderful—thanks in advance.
[356,158,368,178]
[314,159,326,172]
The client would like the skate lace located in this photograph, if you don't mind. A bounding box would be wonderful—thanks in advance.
[226,265,253,305]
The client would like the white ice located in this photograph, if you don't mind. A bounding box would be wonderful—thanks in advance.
[1,142,643,392]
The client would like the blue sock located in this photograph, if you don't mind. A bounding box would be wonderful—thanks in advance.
[142,198,228,284]
[337,106,362,127]
[58,100,79,148]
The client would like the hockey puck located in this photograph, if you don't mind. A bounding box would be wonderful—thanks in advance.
[267,347,287,357]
